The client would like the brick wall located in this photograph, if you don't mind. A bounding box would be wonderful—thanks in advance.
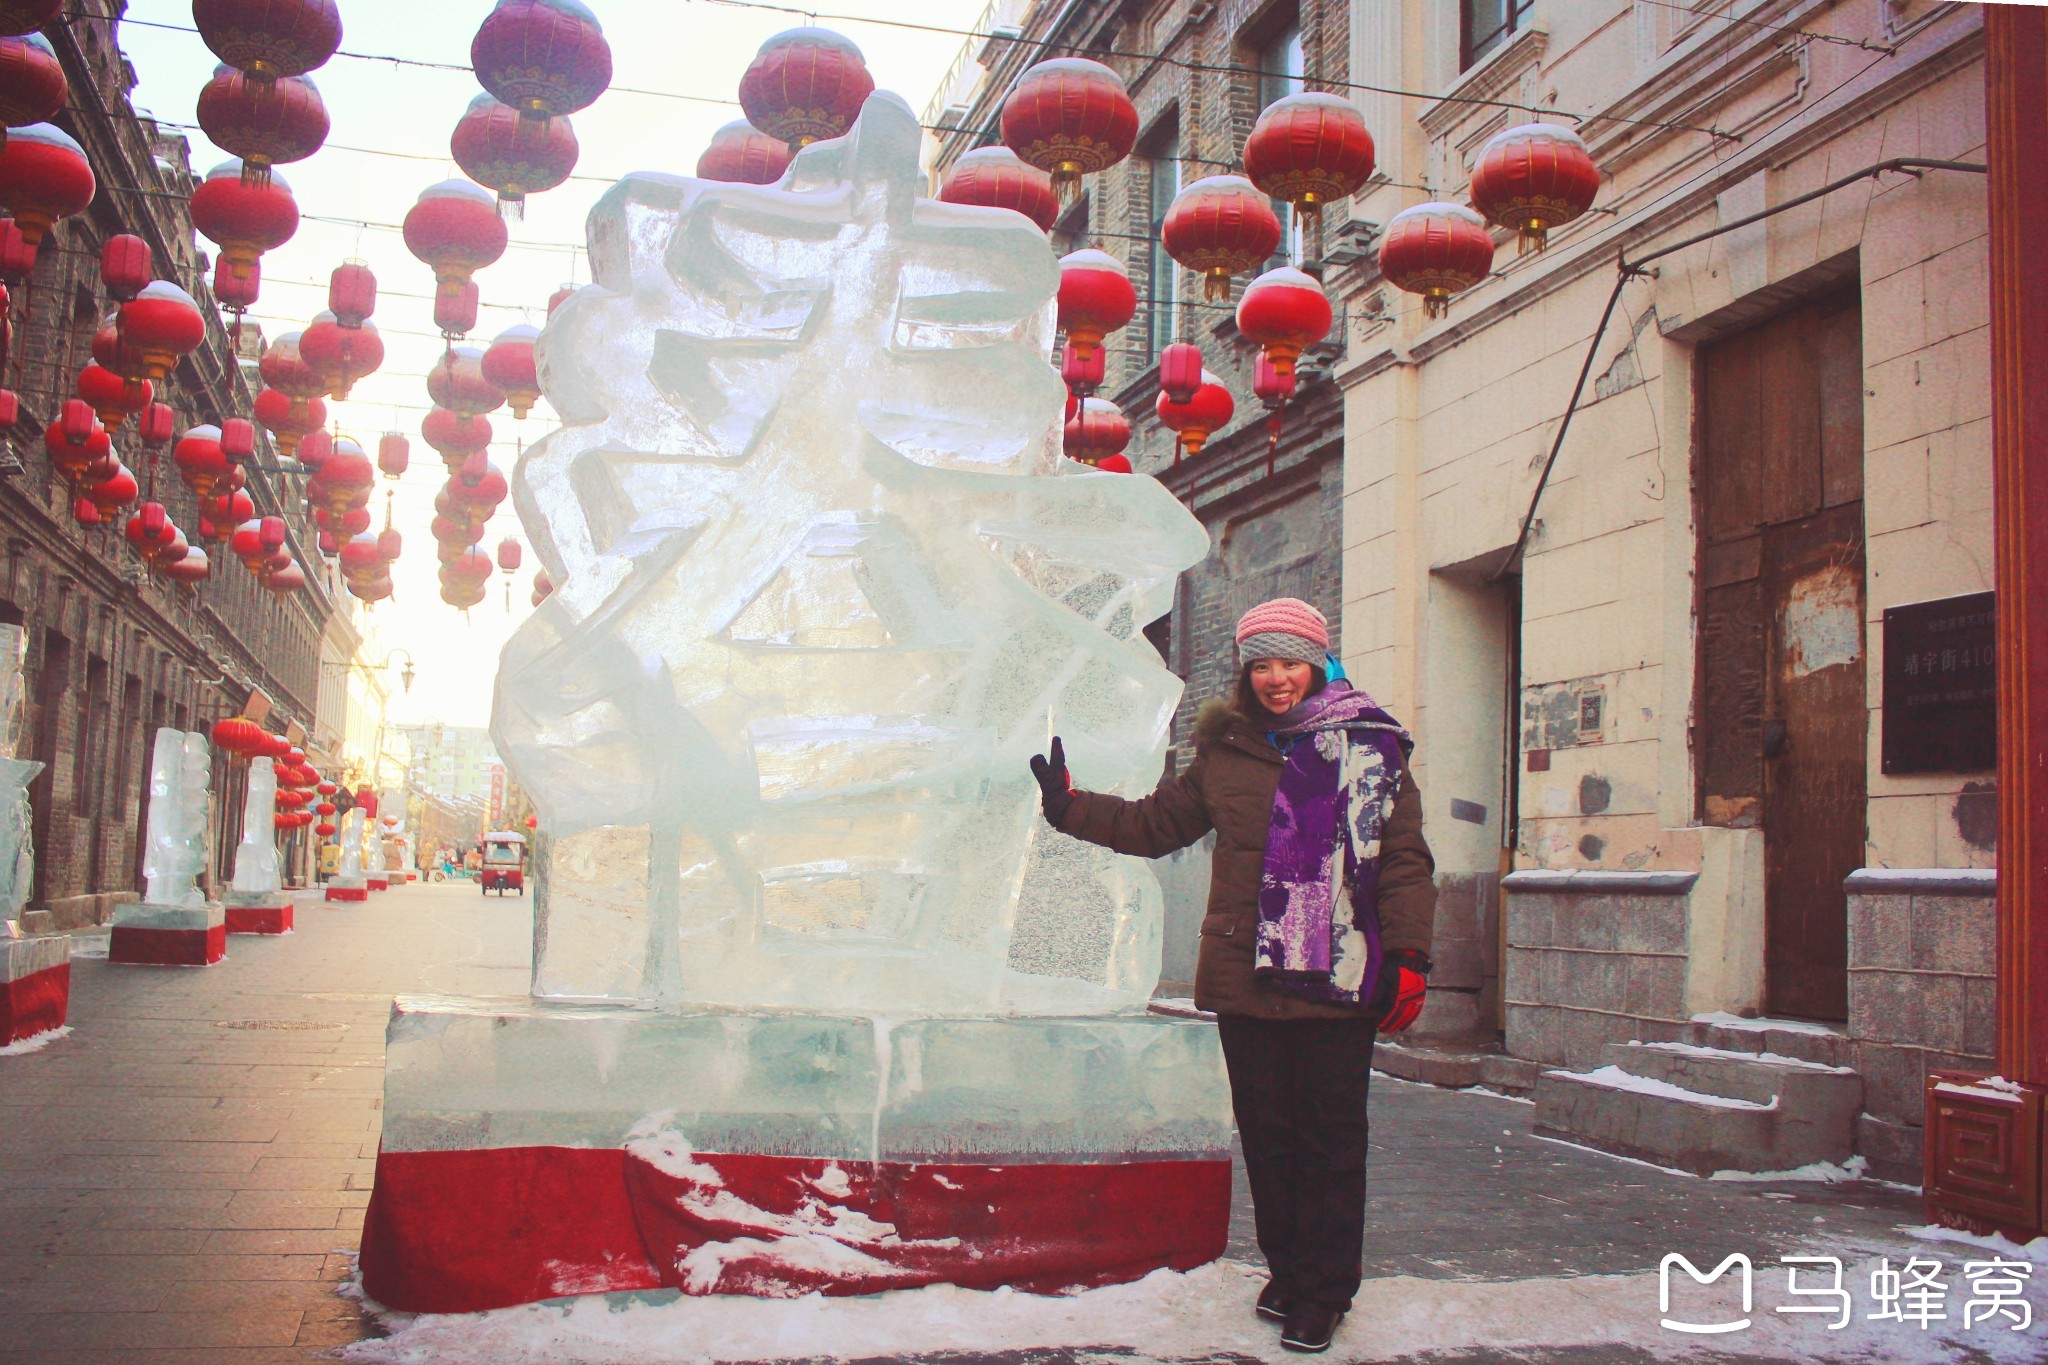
[1502,872,1697,1066]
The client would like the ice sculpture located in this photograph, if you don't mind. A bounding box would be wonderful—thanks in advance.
[0,626,42,929]
[141,729,210,907]
[229,758,280,897]
[337,808,365,881]
[363,817,386,880]
[367,92,1228,1314]
[495,91,1207,1013]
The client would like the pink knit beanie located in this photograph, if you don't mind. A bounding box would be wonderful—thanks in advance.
[1235,597,1329,666]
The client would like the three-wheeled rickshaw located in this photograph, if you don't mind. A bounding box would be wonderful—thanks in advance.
[478,830,526,895]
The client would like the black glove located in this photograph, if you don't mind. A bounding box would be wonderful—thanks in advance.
[1029,736,1074,828]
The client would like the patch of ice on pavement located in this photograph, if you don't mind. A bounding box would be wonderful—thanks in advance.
[1711,1156,1869,1183]
[339,1253,2048,1364]
[0,1025,70,1055]
[1908,1223,2048,1266]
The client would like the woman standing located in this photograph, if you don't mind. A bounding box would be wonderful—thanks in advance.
[1030,597,1436,1354]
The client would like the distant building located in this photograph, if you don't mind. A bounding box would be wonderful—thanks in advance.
[397,723,501,807]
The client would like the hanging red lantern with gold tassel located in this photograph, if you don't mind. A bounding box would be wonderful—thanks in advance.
[1377,202,1496,319]
[737,27,872,151]
[470,0,612,121]
[1241,92,1377,227]
[1468,122,1600,254]
[1162,176,1281,301]
[1001,58,1137,202]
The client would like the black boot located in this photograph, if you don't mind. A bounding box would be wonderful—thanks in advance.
[1280,1303,1345,1353]
[1256,1280,1290,1323]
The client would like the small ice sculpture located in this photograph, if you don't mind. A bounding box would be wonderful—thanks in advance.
[336,807,365,882]
[364,816,386,879]
[495,93,1207,1013]
[228,757,280,898]
[142,729,212,907]
[0,626,42,927]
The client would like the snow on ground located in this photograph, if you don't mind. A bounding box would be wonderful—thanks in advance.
[0,1025,70,1055]
[1909,1224,2048,1266]
[1710,1156,1869,1183]
[340,1254,2047,1364]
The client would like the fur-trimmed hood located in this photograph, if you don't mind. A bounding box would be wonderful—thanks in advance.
[1194,698,1249,748]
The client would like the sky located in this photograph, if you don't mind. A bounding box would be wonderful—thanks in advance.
[116,0,996,729]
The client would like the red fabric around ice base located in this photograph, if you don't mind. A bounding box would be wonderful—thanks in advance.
[225,904,293,934]
[361,1147,663,1313]
[110,924,226,965]
[358,1143,1231,1313]
[0,962,70,1044]
[325,885,368,902]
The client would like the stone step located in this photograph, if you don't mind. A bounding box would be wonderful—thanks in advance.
[1371,1039,1542,1098]
[1685,1011,1851,1068]
[1534,1041,1862,1176]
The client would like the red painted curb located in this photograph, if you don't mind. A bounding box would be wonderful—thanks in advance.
[359,1144,1231,1312]
[0,962,70,1044]
[110,923,227,966]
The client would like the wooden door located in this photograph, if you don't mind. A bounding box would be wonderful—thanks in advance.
[1697,289,1866,1021]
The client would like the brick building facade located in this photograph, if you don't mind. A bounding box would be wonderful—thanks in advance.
[926,0,1354,987]
[3,5,329,927]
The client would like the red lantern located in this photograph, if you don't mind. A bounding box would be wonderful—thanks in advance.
[422,407,492,463]
[76,363,151,429]
[191,159,298,283]
[937,146,1058,233]
[193,0,341,81]
[1242,92,1377,228]
[481,325,540,418]
[315,821,335,838]
[427,345,507,417]
[45,412,106,484]
[137,402,175,450]
[0,34,64,130]
[298,312,384,398]
[1253,351,1296,410]
[452,462,508,512]
[1158,341,1203,406]
[174,424,230,498]
[261,559,303,592]
[0,1,62,38]
[125,502,176,557]
[496,538,522,574]
[0,218,35,280]
[119,282,207,382]
[313,436,374,517]
[1055,250,1135,366]
[204,488,255,537]
[403,179,507,304]
[162,546,210,583]
[338,532,383,580]
[1096,453,1132,474]
[440,578,488,610]
[695,119,791,185]
[548,283,574,315]
[1468,122,1600,254]
[471,0,612,120]
[87,463,138,517]
[328,259,375,326]
[72,496,103,528]
[253,387,324,460]
[738,27,873,150]
[316,780,337,797]
[220,417,256,464]
[378,431,409,479]
[435,279,481,339]
[1001,58,1138,200]
[1059,341,1105,399]
[0,388,14,433]
[98,234,153,303]
[0,123,93,245]
[1235,266,1333,380]
[531,566,553,605]
[212,254,261,316]
[377,524,402,561]
[1377,202,1496,320]
[1162,175,1283,301]
[196,68,329,187]
[229,517,266,563]
[211,714,268,755]
[1062,396,1130,465]
[1156,369,1234,460]
[258,331,326,409]
[452,93,578,214]
[350,574,393,604]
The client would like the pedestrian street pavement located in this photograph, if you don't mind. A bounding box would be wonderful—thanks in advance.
[1,878,2037,1364]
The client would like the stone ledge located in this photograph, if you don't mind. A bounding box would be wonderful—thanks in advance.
[1844,867,1995,896]
[1503,870,1700,895]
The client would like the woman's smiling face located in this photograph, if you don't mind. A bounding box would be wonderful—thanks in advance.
[1249,658,1316,714]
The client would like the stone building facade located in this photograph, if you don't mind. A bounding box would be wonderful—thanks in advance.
[1329,0,1994,1178]
[3,6,330,926]
[925,0,1356,988]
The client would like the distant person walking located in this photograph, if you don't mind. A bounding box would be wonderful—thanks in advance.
[1031,597,1437,1353]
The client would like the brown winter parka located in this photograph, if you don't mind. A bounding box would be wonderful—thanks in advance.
[1055,698,1437,1021]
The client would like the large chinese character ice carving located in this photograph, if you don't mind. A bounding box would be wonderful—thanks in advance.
[493,94,1206,1012]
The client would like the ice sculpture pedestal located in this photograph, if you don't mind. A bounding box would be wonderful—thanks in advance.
[365,877,388,893]
[360,997,1232,1313]
[223,894,292,935]
[0,929,68,1045]
[109,902,227,966]
[325,879,367,903]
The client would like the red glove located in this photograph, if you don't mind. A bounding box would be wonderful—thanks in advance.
[1377,952,1429,1033]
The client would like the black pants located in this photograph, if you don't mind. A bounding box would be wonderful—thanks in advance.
[1216,1013,1378,1310]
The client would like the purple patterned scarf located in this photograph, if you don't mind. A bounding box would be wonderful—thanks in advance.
[1253,680,1410,1006]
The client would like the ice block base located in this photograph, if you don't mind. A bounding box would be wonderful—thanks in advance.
[0,935,69,1044]
[361,996,1234,1312]
[109,903,226,966]
[224,901,293,935]
[326,879,368,903]
[367,877,389,892]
